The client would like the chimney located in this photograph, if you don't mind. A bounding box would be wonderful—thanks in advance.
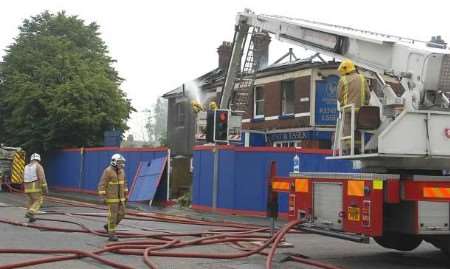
[217,41,233,70]
[252,32,271,70]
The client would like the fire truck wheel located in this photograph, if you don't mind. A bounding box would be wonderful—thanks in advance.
[425,237,450,256]
[439,246,449,256]
[373,232,422,251]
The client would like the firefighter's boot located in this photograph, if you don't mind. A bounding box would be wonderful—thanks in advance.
[25,212,36,223]
[108,234,119,242]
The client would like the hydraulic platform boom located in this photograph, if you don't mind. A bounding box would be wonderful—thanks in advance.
[221,9,450,171]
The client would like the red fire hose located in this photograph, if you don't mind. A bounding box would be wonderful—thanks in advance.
[143,239,180,269]
[266,220,301,269]
[0,218,341,269]
[0,194,344,269]
[0,249,134,269]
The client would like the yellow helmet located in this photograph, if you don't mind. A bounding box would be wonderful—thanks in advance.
[337,59,356,76]
[191,100,204,113]
[208,101,218,110]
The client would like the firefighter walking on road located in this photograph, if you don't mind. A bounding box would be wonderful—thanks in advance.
[23,153,48,222]
[337,59,370,154]
[97,154,128,241]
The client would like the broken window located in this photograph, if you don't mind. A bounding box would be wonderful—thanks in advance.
[281,80,295,115]
[254,86,264,117]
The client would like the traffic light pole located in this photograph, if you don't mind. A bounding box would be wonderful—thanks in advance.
[212,148,219,210]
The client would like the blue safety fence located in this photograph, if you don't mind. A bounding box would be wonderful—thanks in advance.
[192,146,356,216]
[128,157,168,202]
[45,147,169,194]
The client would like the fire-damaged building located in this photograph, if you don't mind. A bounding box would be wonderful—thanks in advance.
[242,59,340,149]
[163,35,342,154]
[162,35,401,196]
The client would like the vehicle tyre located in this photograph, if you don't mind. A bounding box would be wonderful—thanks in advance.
[425,237,450,256]
[374,232,422,251]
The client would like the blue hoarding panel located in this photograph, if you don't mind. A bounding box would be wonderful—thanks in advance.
[192,150,214,207]
[217,150,235,209]
[233,152,268,212]
[192,147,357,216]
[128,157,167,202]
[199,151,214,206]
[45,148,169,194]
[192,151,201,205]
[44,152,80,188]
[315,75,339,126]
[81,151,109,191]
[46,151,82,189]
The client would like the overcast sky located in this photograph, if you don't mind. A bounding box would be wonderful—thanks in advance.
[1,0,449,140]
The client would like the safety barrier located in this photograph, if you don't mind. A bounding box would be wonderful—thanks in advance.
[192,146,356,218]
[45,147,169,194]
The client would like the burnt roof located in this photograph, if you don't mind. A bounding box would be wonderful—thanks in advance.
[162,68,225,98]
[162,60,339,98]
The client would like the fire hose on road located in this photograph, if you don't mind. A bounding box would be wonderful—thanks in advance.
[0,192,344,269]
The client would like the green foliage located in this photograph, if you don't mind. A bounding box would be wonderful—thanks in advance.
[176,190,191,208]
[0,11,134,153]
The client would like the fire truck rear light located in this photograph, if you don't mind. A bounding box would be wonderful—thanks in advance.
[423,187,450,199]
[361,200,371,227]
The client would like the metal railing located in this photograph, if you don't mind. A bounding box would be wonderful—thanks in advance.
[334,104,366,156]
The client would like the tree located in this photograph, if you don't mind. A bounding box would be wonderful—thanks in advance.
[144,109,155,145]
[154,98,168,146]
[144,98,167,146]
[121,134,136,148]
[0,11,134,153]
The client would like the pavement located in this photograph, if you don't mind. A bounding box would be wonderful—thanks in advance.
[0,190,449,269]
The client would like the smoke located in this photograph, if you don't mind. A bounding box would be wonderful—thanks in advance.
[184,80,203,104]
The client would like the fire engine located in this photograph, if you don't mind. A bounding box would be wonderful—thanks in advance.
[221,9,450,254]
[0,146,25,190]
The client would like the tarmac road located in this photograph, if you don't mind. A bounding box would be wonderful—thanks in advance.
[0,191,448,269]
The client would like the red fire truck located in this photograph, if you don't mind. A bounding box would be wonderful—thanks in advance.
[222,10,450,254]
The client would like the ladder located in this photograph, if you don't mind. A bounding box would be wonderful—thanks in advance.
[335,104,366,156]
[231,27,259,113]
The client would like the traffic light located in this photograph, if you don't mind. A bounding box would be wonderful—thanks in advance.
[214,109,229,143]
[206,110,214,143]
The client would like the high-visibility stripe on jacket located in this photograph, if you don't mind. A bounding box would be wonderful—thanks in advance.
[97,166,128,204]
[24,181,41,193]
[338,72,370,110]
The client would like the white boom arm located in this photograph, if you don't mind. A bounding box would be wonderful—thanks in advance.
[220,9,450,111]
[220,9,450,171]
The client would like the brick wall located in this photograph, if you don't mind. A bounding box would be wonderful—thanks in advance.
[295,76,310,113]
[244,75,311,130]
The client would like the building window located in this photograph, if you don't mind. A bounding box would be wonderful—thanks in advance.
[176,102,185,126]
[281,80,295,115]
[254,86,264,117]
[273,141,302,148]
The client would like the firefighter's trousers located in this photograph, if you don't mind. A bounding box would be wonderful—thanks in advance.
[27,192,43,215]
[107,202,126,234]
[342,111,362,153]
